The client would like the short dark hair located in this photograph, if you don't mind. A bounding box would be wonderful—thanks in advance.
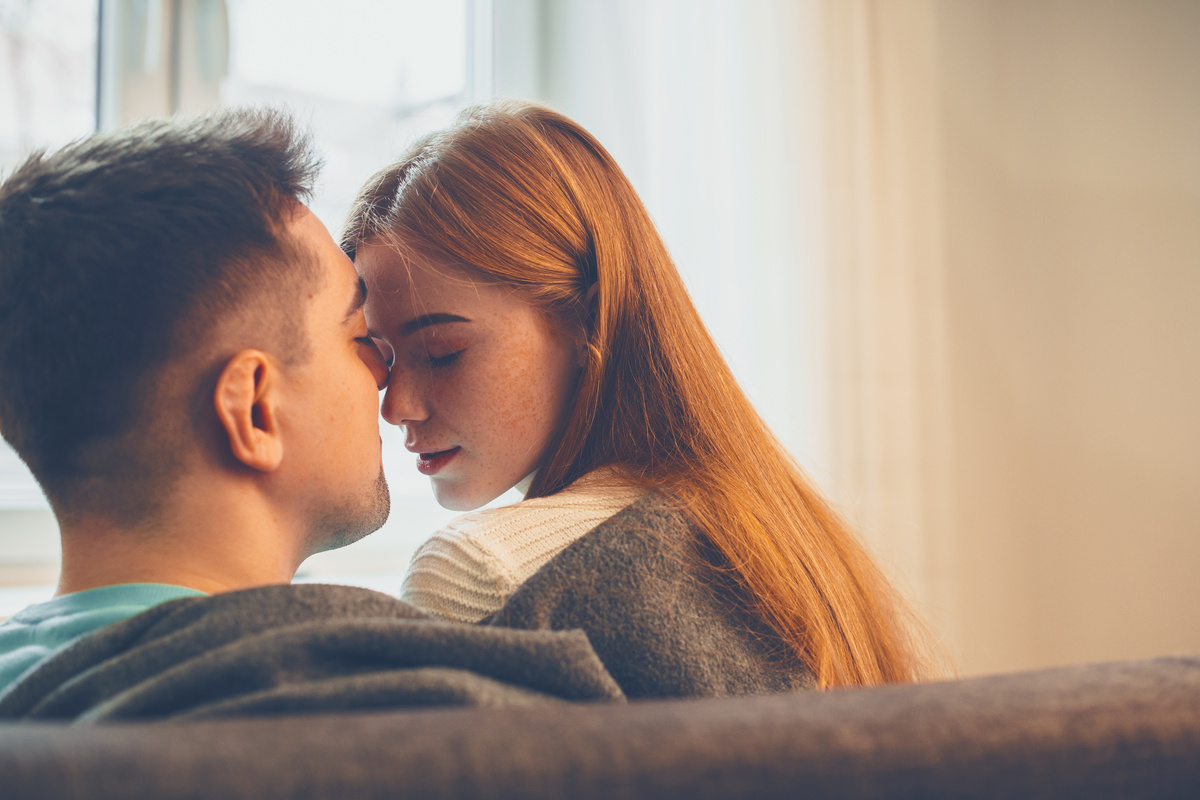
[0,107,321,516]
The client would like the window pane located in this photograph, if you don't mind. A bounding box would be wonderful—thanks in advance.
[0,0,499,595]
[1,0,98,510]
[221,0,469,232]
[0,0,97,173]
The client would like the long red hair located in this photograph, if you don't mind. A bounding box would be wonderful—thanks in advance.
[343,100,930,687]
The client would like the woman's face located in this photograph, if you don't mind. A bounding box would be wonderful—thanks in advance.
[356,244,583,511]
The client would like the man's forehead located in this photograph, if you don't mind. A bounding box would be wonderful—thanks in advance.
[286,205,359,298]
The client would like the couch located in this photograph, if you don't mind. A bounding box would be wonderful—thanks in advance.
[1,655,1197,799]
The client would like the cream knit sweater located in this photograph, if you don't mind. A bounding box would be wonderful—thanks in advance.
[400,470,647,623]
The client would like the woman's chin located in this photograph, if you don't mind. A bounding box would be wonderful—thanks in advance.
[430,480,491,513]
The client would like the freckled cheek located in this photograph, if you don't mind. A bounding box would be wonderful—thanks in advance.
[499,351,563,456]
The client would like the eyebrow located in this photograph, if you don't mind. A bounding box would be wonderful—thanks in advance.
[399,313,471,336]
[343,277,368,324]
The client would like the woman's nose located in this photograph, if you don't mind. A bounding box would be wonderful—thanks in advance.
[380,373,429,427]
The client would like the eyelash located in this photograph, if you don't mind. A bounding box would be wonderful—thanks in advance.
[427,350,463,369]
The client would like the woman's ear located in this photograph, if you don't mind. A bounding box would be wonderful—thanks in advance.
[583,283,599,324]
[213,350,284,473]
[576,283,600,368]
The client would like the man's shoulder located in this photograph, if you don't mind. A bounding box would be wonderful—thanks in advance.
[0,584,205,693]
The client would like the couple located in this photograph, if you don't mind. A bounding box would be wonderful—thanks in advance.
[0,103,926,711]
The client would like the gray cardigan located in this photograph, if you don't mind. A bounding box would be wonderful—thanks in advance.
[485,492,816,698]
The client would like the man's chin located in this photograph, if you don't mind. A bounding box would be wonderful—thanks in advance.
[310,468,391,553]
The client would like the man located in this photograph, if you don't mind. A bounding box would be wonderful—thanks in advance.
[0,108,391,690]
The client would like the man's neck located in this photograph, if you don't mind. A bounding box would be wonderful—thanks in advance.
[55,482,306,596]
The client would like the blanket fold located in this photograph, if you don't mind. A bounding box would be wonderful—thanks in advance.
[0,583,624,722]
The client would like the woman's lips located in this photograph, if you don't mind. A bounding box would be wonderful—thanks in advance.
[416,447,460,476]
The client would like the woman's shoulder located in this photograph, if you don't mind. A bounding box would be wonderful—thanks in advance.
[485,491,815,698]
[431,469,648,559]
[401,470,649,623]
[582,491,694,538]
[492,491,717,601]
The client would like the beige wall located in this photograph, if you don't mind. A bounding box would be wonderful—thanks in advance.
[936,0,1200,674]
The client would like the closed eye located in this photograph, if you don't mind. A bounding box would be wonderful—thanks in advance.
[428,350,463,369]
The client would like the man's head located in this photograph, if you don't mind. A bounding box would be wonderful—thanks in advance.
[0,108,389,554]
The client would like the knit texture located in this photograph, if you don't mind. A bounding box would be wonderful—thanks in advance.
[401,469,646,622]
[486,492,816,698]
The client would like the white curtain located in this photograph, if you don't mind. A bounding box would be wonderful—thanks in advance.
[501,0,956,629]
[506,0,834,479]
[820,0,955,630]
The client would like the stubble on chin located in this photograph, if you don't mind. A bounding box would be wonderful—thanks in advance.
[310,466,391,554]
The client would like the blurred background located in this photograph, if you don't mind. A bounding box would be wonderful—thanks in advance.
[1,0,1196,678]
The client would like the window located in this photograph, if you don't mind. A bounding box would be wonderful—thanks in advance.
[0,0,504,610]
[1,1,98,512]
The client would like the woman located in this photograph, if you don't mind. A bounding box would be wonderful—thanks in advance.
[343,100,931,694]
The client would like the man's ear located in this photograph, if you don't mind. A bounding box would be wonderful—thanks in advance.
[213,350,283,472]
